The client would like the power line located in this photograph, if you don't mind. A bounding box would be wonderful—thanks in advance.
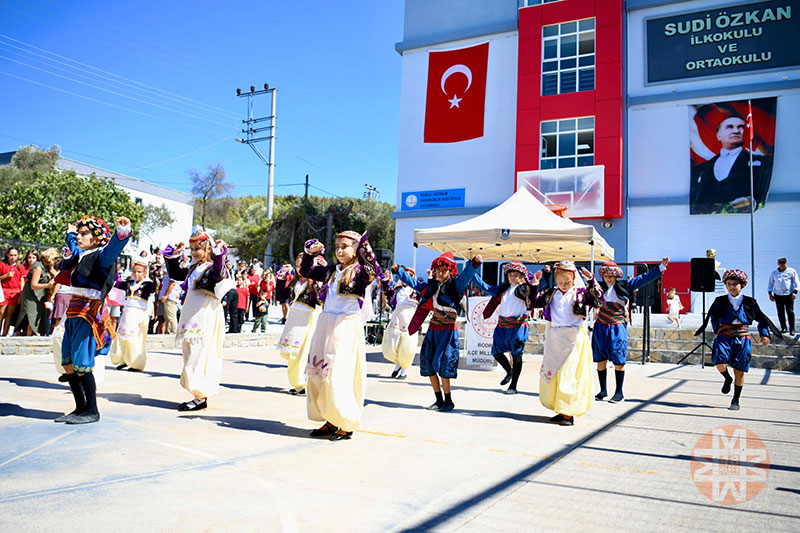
[0,37,239,120]
[0,53,238,129]
[0,70,232,137]
[140,136,236,168]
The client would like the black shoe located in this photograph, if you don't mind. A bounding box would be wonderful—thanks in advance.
[54,411,78,423]
[608,393,625,404]
[722,376,733,394]
[126,367,142,372]
[549,414,564,423]
[288,388,299,395]
[500,372,512,386]
[310,424,338,437]
[65,412,100,425]
[116,363,128,370]
[439,401,455,412]
[780,328,788,334]
[280,318,286,324]
[504,388,517,395]
[728,402,740,411]
[594,392,607,401]
[426,402,442,411]
[390,369,400,379]
[178,399,207,411]
[559,416,574,426]
[58,374,69,383]
[329,431,353,441]
[395,374,407,380]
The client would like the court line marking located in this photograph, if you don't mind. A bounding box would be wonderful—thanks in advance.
[0,429,77,469]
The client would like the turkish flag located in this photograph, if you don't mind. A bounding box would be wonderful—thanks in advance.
[423,42,489,143]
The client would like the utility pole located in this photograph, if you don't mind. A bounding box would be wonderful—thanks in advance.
[364,183,379,201]
[236,83,276,264]
[305,174,309,200]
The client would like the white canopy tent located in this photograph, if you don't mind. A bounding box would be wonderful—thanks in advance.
[412,188,614,268]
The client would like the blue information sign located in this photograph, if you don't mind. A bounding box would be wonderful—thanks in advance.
[401,188,466,211]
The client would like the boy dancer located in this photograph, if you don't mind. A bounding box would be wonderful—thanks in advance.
[592,258,668,403]
[695,269,780,410]
[398,252,482,412]
[56,215,132,424]
[471,261,540,394]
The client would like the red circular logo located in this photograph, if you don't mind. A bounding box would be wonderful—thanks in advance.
[691,425,770,505]
[469,299,497,338]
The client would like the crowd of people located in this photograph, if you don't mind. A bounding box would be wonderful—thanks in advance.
[3,214,787,439]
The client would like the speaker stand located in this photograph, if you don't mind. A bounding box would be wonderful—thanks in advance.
[677,291,712,368]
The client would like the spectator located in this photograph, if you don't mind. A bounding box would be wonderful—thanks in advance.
[0,247,23,336]
[768,257,799,335]
[247,266,261,320]
[19,249,39,283]
[16,247,60,335]
[222,285,238,333]
[260,268,275,307]
[252,289,269,332]
[275,263,294,324]
[235,276,248,332]
[50,279,71,334]
[158,263,181,334]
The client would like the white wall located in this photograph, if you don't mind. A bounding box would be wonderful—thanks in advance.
[396,32,519,210]
[119,186,194,253]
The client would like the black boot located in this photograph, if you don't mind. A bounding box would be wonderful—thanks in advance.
[440,392,454,412]
[55,373,85,423]
[506,355,523,394]
[595,368,607,400]
[729,384,743,410]
[67,373,100,424]
[720,368,733,394]
[494,353,512,386]
[609,370,625,403]
[427,391,444,410]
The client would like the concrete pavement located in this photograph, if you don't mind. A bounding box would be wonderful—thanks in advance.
[1,340,799,532]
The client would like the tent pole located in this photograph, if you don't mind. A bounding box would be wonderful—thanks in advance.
[413,243,418,273]
[590,240,595,272]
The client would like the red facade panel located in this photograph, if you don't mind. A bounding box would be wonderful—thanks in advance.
[515,0,624,219]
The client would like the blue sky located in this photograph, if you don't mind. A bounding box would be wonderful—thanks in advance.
[0,0,404,203]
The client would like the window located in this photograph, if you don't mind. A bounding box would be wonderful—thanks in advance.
[540,117,594,169]
[519,0,563,7]
[541,18,595,96]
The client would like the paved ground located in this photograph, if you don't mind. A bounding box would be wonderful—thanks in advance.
[1,331,799,532]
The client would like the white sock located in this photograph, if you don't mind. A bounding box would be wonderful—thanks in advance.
[398,368,407,377]
[393,363,401,372]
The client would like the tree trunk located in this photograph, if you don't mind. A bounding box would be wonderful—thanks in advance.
[289,219,296,260]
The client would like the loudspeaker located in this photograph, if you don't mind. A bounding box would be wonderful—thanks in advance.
[374,248,393,270]
[691,258,716,292]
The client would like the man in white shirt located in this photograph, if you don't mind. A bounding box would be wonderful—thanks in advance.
[767,257,799,334]
[690,114,772,215]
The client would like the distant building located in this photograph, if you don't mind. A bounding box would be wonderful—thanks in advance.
[0,151,194,252]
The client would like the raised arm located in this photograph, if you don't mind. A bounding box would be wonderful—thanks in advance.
[470,273,502,297]
[394,266,428,293]
[300,240,334,282]
[97,218,133,269]
[210,241,228,281]
[164,245,190,282]
[455,256,483,293]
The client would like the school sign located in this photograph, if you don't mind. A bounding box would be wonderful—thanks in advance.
[646,0,799,83]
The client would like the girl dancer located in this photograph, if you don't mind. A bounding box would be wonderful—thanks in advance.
[382,266,421,380]
[164,231,232,411]
[695,269,780,410]
[300,232,385,441]
[532,261,603,426]
[471,261,541,394]
[57,215,132,424]
[399,252,482,412]
[277,253,323,395]
[666,287,683,328]
[110,255,157,371]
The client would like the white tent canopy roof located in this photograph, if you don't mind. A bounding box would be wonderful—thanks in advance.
[413,188,614,263]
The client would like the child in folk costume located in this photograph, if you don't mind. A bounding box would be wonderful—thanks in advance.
[398,252,483,412]
[471,261,541,394]
[56,215,133,424]
[592,258,668,404]
[382,266,421,380]
[110,256,157,371]
[277,253,324,395]
[164,231,233,412]
[300,232,386,441]
[695,269,780,410]
[532,261,603,426]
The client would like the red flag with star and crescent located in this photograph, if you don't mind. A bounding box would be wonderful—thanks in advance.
[423,42,489,143]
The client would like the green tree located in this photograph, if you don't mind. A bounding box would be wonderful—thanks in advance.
[0,144,60,191]
[0,170,145,244]
[190,163,233,229]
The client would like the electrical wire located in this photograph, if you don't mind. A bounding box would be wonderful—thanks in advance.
[0,37,239,120]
